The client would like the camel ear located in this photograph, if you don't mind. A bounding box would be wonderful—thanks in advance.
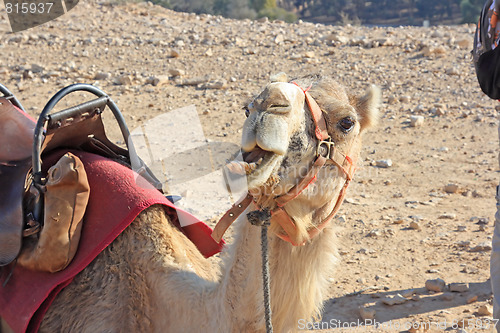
[353,85,381,131]
[270,72,288,83]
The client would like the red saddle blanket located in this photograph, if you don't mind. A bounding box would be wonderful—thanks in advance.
[0,150,224,333]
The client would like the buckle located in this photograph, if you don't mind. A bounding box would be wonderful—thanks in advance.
[316,137,334,158]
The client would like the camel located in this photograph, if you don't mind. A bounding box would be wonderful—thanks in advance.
[2,73,380,332]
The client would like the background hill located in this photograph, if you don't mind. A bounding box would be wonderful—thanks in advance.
[144,0,485,26]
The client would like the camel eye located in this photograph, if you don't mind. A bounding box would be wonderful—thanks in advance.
[338,117,355,133]
[243,106,250,118]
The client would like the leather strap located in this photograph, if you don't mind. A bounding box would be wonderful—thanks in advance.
[304,91,329,141]
[275,155,327,207]
[273,178,350,246]
[290,82,329,141]
[211,194,253,243]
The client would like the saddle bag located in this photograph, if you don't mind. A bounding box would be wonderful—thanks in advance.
[0,83,162,270]
[17,152,90,272]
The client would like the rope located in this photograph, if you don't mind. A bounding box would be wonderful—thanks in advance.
[261,221,273,333]
[247,209,273,333]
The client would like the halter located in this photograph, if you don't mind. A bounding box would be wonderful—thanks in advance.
[212,83,355,246]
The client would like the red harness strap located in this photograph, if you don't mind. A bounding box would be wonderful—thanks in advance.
[211,83,355,246]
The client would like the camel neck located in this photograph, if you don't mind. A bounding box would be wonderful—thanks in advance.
[215,206,338,332]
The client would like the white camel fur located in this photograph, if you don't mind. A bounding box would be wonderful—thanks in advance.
[4,73,380,333]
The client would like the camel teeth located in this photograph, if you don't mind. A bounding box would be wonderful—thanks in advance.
[246,162,257,174]
[256,157,263,165]
[226,160,261,175]
[226,161,248,175]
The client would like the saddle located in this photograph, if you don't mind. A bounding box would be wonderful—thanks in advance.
[0,83,162,267]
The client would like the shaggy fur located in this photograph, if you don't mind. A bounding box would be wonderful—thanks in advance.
[1,75,380,333]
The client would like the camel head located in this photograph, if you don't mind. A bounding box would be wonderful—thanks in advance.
[233,73,380,243]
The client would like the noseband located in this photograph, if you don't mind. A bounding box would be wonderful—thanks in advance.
[212,83,355,246]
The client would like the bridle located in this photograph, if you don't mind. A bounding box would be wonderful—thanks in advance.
[211,82,355,246]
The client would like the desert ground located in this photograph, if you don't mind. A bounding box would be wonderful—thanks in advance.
[1,1,499,332]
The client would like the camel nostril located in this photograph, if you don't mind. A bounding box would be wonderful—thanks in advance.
[267,104,291,113]
[243,106,250,118]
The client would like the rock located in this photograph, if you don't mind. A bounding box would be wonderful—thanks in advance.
[114,75,132,85]
[151,75,169,87]
[243,48,257,55]
[438,213,456,219]
[444,184,459,194]
[180,76,211,86]
[325,33,349,44]
[425,278,446,292]
[434,107,446,116]
[466,295,478,304]
[401,289,415,298]
[94,72,110,80]
[409,221,421,230]
[304,51,315,58]
[168,69,185,77]
[382,294,407,305]
[440,292,454,301]
[44,71,60,78]
[274,34,284,44]
[201,79,227,89]
[400,95,411,103]
[433,45,447,55]
[414,104,425,113]
[170,49,180,58]
[387,95,398,104]
[204,49,213,57]
[456,39,471,49]
[376,159,392,168]
[457,226,467,232]
[393,217,405,224]
[366,229,381,237]
[336,215,347,223]
[30,64,44,73]
[410,115,424,127]
[445,67,460,76]
[477,218,489,225]
[270,72,288,83]
[477,304,493,316]
[469,242,492,253]
[449,283,469,293]
[359,305,376,320]
[422,45,447,57]
[23,70,34,79]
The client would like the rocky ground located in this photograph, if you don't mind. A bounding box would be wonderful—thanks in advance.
[1,1,499,332]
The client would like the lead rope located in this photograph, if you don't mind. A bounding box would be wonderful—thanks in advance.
[261,221,273,333]
[247,209,274,333]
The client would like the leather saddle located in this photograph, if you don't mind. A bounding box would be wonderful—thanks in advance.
[0,84,162,266]
[0,97,34,266]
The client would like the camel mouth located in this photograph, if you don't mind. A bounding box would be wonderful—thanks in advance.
[226,147,274,176]
[242,147,268,164]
